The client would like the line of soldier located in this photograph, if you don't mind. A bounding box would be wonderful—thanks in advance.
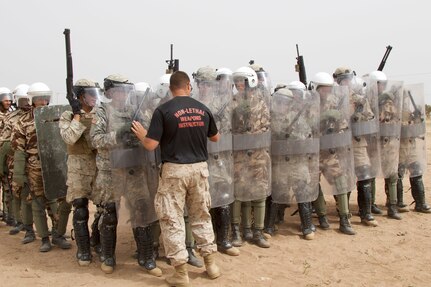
[0,64,429,283]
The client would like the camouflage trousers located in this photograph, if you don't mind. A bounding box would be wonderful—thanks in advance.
[155,161,217,266]
[66,154,97,203]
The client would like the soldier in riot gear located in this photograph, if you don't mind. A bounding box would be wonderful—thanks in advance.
[370,71,404,220]
[0,87,14,226]
[90,75,161,276]
[231,66,271,248]
[193,66,239,256]
[398,84,430,213]
[0,85,36,243]
[311,72,356,235]
[333,67,379,227]
[267,87,319,240]
[11,82,66,252]
[59,79,102,266]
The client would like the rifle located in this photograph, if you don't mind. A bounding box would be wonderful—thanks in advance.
[63,29,77,106]
[295,44,307,87]
[165,44,179,74]
[407,91,423,121]
[285,102,309,138]
[377,45,392,71]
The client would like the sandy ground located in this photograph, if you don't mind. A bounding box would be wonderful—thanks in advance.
[1,124,431,287]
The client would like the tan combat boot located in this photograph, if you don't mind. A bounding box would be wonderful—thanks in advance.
[166,263,190,287]
[203,253,221,279]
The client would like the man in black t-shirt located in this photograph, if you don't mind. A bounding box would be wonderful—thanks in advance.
[132,71,221,286]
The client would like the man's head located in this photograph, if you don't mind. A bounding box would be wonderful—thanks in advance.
[0,87,12,111]
[27,82,52,107]
[74,79,101,109]
[13,84,30,108]
[333,67,355,86]
[232,66,257,92]
[193,66,216,98]
[170,71,192,96]
[103,74,134,108]
[311,72,334,99]
[369,70,388,94]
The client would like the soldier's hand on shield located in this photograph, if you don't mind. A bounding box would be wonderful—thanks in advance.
[131,121,147,144]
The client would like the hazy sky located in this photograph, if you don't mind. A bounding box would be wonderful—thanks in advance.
[1,0,430,104]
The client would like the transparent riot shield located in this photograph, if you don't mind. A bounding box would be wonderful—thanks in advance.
[377,81,404,179]
[196,77,234,208]
[399,83,426,178]
[319,86,355,195]
[107,86,158,227]
[232,78,271,201]
[350,78,381,181]
[271,89,319,204]
[34,105,70,200]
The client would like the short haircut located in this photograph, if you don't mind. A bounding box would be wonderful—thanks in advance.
[170,71,190,90]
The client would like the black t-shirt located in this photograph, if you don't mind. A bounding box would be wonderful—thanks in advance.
[146,96,218,164]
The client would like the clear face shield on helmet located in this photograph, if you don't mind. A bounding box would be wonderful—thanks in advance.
[256,71,272,90]
[105,83,135,110]
[80,87,102,108]
[32,95,51,107]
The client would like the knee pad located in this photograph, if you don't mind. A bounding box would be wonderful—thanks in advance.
[102,202,118,226]
[73,202,89,222]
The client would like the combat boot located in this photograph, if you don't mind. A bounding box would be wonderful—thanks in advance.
[371,178,383,214]
[252,229,270,248]
[72,199,92,266]
[339,214,356,235]
[231,223,243,247]
[317,215,330,230]
[134,226,162,277]
[263,202,279,237]
[21,224,36,244]
[298,202,315,240]
[5,213,15,226]
[39,236,52,252]
[243,228,253,242]
[410,176,431,213]
[216,206,239,256]
[357,180,378,227]
[52,229,72,249]
[203,253,221,279]
[397,177,410,212]
[186,244,203,268]
[100,203,117,274]
[166,263,190,287]
[386,178,402,220]
[9,221,24,235]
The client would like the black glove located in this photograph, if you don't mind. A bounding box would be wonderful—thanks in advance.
[69,98,81,115]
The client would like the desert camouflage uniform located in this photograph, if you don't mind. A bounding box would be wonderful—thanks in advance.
[59,109,97,203]
[1,108,33,230]
[155,161,217,266]
[12,107,58,239]
[0,108,13,223]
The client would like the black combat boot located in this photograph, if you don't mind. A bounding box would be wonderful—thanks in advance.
[357,180,378,227]
[9,221,24,235]
[215,206,239,256]
[72,198,92,266]
[339,214,356,235]
[385,178,402,220]
[231,223,243,247]
[186,244,203,268]
[410,176,431,213]
[371,178,383,214]
[263,202,279,237]
[397,177,410,212]
[298,202,315,240]
[21,224,36,244]
[100,203,117,274]
[134,226,162,277]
